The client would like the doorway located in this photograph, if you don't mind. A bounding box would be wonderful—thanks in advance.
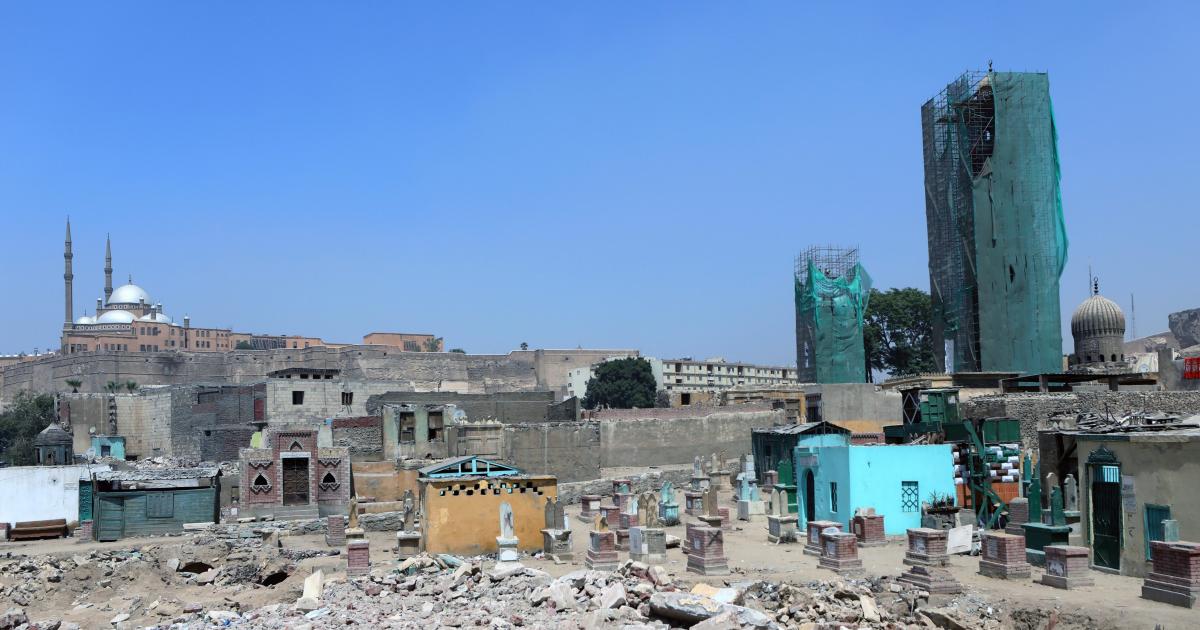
[282,457,310,506]
[1088,447,1122,571]
[804,470,816,523]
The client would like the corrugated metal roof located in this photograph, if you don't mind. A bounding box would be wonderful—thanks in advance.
[752,421,850,435]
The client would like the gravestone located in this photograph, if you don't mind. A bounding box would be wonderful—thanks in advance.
[699,488,722,529]
[1063,474,1078,512]
[496,502,520,563]
[658,481,680,526]
[766,488,798,543]
[691,456,711,492]
[585,515,618,571]
[686,522,729,576]
[396,490,421,559]
[818,530,863,575]
[346,495,364,540]
[630,492,667,564]
[540,496,573,561]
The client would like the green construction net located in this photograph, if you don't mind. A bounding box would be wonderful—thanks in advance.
[972,73,1068,375]
[921,71,1067,375]
[795,260,872,383]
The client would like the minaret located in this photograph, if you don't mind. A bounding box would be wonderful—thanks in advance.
[64,218,74,325]
[104,233,113,304]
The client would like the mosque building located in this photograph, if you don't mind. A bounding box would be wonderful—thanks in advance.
[1068,278,1128,372]
[59,220,440,354]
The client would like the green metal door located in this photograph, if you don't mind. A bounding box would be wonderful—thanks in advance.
[1090,463,1122,571]
[96,496,125,542]
[78,480,93,522]
[1144,504,1171,561]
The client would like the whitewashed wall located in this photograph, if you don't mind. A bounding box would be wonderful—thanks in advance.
[0,464,111,525]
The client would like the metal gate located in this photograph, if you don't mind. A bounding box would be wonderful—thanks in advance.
[282,458,310,506]
[1088,450,1122,571]
[96,496,125,542]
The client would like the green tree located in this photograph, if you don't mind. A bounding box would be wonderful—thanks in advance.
[448,348,466,354]
[235,340,253,350]
[520,342,529,351]
[423,337,444,352]
[125,380,138,392]
[105,381,120,393]
[863,287,936,380]
[65,378,82,393]
[0,391,56,466]
[582,358,658,410]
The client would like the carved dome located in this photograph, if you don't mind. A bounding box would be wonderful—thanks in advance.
[1071,294,1125,337]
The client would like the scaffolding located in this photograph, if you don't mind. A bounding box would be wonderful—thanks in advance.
[921,71,1067,375]
[794,246,871,384]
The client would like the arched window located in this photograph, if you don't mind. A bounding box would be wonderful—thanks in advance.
[253,473,269,488]
[1111,354,1117,362]
[322,472,336,484]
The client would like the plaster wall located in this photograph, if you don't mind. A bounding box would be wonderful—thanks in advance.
[0,464,110,525]
[420,476,557,555]
[503,422,601,483]
[1074,435,1200,578]
[846,445,954,534]
[597,408,783,468]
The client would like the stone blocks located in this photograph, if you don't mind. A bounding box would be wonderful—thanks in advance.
[718,506,732,531]
[1005,498,1029,536]
[75,520,93,543]
[736,499,766,521]
[585,530,619,572]
[600,504,622,526]
[851,513,886,547]
[346,540,370,577]
[686,523,729,576]
[1141,541,1200,608]
[903,528,950,567]
[898,565,962,594]
[979,532,1031,580]
[683,490,704,516]
[1039,545,1092,590]
[818,531,863,575]
[629,526,667,564]
[767,513,798,544]
[325,515,345,547]
[803,520,842,556]
[708,470,731,492]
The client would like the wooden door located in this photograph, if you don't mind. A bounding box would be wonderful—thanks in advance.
[282,458,310,506]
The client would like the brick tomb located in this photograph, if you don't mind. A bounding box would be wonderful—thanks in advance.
[979,531,1031,580]
[1039,545,1092,590]
[903,528,949,567]
[686,522,729,576]
[803,520,842,556]
[818,531,864,575]
[1141,541,1200,608]
[851,508,886,546]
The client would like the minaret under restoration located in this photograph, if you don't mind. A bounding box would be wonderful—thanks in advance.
[64,218,74,326]
[104,233,113,304]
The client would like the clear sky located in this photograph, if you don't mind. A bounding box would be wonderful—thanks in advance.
[2,3,1196,364]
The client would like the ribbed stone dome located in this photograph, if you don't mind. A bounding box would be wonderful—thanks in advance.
[34,423,72,447]
[1071,294,1126,337]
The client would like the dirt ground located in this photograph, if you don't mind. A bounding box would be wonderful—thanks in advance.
[0,494,1193,629]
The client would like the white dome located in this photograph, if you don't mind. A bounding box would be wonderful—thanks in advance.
[138,312,173,324]
[96,309,136,324]
[74,315,95,325]
[109,283,151,305]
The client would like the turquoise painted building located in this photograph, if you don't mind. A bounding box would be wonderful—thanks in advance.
[792,444,954,535]
[91,436,126,460]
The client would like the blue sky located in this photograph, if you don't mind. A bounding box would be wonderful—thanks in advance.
[1,3,1196,364]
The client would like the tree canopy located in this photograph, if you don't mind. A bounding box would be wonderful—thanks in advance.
[582,358,658,410]
[863,287,936,379]
[0,391,57,466]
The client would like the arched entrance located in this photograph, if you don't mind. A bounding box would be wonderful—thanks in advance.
[804,470,816,523]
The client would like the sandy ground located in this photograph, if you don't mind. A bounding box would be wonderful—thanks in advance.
[0,492,1194,629]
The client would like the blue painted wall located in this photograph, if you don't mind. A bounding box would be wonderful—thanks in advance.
[91,436,126,460]
[795,444,954,535]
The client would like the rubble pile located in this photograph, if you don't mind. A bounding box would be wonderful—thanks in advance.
[752,577,1004,629]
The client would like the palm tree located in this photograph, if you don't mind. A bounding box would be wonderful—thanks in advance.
[105,381,119,393]
[65,379,82,393]
[125,380,138,392]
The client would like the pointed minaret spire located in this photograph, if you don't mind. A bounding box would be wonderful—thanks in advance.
[104,233,113,304]
[64,218,74,326]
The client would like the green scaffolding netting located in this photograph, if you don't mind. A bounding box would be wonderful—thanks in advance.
[922,71,1067,375]
[795,261,872,383]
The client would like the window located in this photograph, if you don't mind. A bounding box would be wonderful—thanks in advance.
[901,481,920,512]
[146,493,174,518]
[830,482,838,512]
[399,412,416,442]
[341,392,353,406]
[1145,504,1172,560]
[292,391,304,405]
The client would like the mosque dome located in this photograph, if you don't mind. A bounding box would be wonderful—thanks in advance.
[74,315,95,325]
[138,312,173,324]
[1071,294,1125,337]
[109,283,150,305]
[34,423,72,447]
[96,309,136,324]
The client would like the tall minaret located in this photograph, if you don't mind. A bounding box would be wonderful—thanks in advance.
[64,218,74,325]
[104,233,113,304]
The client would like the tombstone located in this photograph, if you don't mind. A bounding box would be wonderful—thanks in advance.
[345,495,364,540]
[630,492,667,564]
[585,515,618,571]
[1027,470,1043,524]
[578,494,603,523]
[803,520,842,556]
[1141,540,1200,607]
[1049,487,1066,527]
[1039,545,1093,589]
[708,453,731,492]
[540,497,573,561]
[346,539,370,576]
[686,522,729,576]
[851,507,886,546]
[395,495,421,559]
[698,489,722,529]
[1005,498,1030,536]
[735,470,766,521]
[766,488,798,543]
[496,502,520,563]
[691,456,711,492]
[978,531,1032,579]
[900,528,964,592]
[1063,474,1079,513]
[818,530,863,575]
[325,515,346,547]
[658,481,680,526]
[1022,474,1071,566]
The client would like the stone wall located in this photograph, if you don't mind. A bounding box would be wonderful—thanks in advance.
[962,391,1200,449]
[502,422,601,483]
[556,467,691,505]
[596,407,784,468]
[331,416,384,460]
[364,390,559,423]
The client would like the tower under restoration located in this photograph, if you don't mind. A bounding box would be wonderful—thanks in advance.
[794,246,871,384]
